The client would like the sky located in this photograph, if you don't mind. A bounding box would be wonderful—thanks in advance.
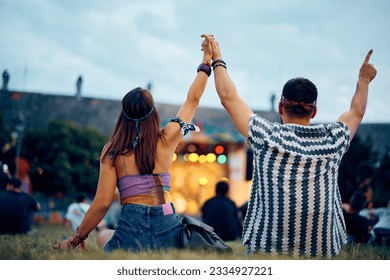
[1,0,389,123]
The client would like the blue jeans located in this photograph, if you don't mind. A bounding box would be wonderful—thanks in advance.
[104,203,181,252]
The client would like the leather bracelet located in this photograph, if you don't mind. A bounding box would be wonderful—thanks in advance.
[197,63,211,77]
[68,235,86,249]
[76,226,88,240]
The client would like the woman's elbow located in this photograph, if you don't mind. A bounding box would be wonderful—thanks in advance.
[92,198,112,211]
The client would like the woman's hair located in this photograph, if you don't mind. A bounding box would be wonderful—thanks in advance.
[101,87,163,174]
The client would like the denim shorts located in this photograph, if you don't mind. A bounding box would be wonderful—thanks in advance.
[104,203,181,252]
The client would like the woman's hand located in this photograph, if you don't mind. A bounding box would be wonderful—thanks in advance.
[201,34,213,65]
[53,233,86,250]
[53,239,72,249]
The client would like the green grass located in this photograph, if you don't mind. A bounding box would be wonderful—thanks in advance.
[0,225,389,260]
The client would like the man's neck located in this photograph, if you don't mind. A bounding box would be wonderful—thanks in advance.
[282,117,311,126]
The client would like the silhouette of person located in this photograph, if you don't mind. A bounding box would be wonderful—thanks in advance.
[76,75,83,97]
[2,70,10,91]
[201,181,242,241]
[270,93,276,112]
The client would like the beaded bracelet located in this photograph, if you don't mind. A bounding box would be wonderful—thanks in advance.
[213,62,227,70]
[197,63,211,77]
[211,59,226,68]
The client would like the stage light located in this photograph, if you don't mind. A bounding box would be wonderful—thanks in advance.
[199,155,207,163]
[215,145,224,154]
[187,144,197,153]
[172,153,177,161]
[199,176,208,186]
[188,153,199,162]
[206,153,216,163]
[217,154,227,164]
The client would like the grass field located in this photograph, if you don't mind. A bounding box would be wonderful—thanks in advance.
[0,225,389,260]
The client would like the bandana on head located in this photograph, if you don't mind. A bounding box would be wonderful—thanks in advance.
[122,106,154,149]
[280,96,317,111]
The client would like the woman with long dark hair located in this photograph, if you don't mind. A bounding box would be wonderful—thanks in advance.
[55,34,214,252]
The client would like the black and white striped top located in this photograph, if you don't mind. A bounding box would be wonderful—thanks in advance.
[242,114,350,257]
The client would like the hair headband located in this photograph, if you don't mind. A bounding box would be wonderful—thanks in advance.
[280,96,316,111]
[122,106,155,149]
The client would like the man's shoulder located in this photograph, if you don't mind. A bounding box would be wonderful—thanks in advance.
[250,114,274,127]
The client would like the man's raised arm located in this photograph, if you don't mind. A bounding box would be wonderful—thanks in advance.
[337,49,377,139]
[210,36,253,138]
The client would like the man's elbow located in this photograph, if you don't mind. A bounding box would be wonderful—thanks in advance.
[220,94,233,108]
[352,106,366,121]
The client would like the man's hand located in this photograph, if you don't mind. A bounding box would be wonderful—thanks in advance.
[209,36,222,61]
[359,49,377,84]
[337,49,377,140]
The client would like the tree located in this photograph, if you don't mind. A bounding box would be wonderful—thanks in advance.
[338,135,377,203]
[0,108,12,190]
[22,120,108,196]
[371,150,390,207]
[0,108,12,163]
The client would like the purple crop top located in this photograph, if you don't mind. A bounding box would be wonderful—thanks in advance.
[117,173,171,201]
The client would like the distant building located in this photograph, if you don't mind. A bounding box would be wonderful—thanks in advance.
[0,89,280,141]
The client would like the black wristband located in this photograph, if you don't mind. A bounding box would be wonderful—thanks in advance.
[197,63,211,77]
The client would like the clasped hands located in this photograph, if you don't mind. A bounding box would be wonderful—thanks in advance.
[200,34,221,65]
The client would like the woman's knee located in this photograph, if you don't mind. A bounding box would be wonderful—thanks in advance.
[96,229,115,249]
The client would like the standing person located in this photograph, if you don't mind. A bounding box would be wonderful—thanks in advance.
[208,35,376,256]
[201,180,241,241]
[0,177,40,234]
[54,34,213,251]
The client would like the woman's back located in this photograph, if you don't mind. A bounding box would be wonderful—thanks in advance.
[114,135,176,178]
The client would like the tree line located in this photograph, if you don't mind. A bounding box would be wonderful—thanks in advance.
[1,109,389,206]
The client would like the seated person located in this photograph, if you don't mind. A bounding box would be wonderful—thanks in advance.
[201,180,242,241]
[0,177,40,234]
[343,191,371,243]
[362,199,390,246]
[64,193,91,231]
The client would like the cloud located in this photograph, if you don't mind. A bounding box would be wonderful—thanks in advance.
[1,0,389,122]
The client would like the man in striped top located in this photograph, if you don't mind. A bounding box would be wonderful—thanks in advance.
[207,34,377,257]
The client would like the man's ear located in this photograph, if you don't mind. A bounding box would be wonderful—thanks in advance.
[278,102,283,115]
[311,106,317,119]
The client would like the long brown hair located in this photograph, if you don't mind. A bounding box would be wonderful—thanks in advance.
[101,87,163,174]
